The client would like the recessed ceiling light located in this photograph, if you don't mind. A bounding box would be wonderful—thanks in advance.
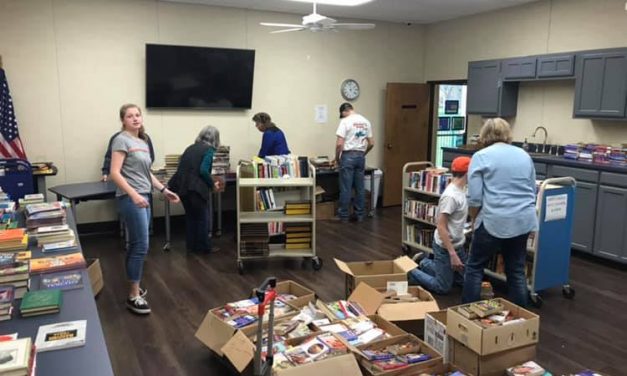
[287,0,375,6]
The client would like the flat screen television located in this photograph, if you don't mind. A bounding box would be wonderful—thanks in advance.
[145,44,255,109]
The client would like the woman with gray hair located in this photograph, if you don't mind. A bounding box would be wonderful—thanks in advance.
[168,126,223,254]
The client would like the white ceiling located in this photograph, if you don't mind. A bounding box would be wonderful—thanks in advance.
[162,0,540,24]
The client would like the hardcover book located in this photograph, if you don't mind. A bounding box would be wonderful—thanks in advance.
[35,320,87,352]
[20,289,62,316]
[0,337,32,374]
[39,270,84,291]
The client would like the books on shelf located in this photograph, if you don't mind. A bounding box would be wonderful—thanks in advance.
[250,155,309,179]
[284,200,312,215]
[403,200,437,224]
[405,225,434,249]
[20,289,62,317]
[240,223,269,256]
[35,320,87,352]
[256,188,277,211]
[211,145,231,175]
[284,223,312,250]
[407,168,451,195]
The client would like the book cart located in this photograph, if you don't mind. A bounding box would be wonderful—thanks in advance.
[401,162,576,308]
[236,162,322,274]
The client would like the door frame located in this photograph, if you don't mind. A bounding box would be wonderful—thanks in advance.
[426,79,468,163]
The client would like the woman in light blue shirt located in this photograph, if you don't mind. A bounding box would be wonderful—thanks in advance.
[462,118,538,307]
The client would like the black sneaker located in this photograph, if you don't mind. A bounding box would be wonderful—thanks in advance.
[411,251,425,263]
[126,296,151,314]
[139,287,148,298]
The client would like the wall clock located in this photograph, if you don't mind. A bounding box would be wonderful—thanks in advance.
[341,79,360,101]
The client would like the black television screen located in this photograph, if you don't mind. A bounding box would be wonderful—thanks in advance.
[146,44,255,109]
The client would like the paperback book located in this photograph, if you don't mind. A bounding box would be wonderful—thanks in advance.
[35,320,87,352]
[39,270,84,291]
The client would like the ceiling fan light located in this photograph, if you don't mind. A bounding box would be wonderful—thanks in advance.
[287,0,374,6]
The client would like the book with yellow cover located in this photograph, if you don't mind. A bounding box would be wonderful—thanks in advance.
[30,252,86,274]
[285,243,311,250]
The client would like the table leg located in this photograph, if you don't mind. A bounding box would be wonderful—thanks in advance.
[71,200,78,225]
[216,191,222,237]
[37,176,47,197]
[369,170,375,217]
[163,199,171,252]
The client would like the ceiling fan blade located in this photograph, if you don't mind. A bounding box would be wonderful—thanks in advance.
[332,23,376,30]
[270,27,306,34]
[260,22,304,28]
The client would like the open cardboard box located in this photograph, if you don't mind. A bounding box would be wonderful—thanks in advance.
[86,258,103,297]
[424,310,451,364]
[446,298,540,356]
[450,338,537,376]
[356,333,443,376]
[249,280,316,309]
[375,285,440,336]
[334,256,417,297]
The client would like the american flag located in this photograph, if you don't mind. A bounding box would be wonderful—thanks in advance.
[0,69,27,159]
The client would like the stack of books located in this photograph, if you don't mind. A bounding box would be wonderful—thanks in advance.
[456,299,528,328]
[164,154,181,179]
[240,223,269,256]
[578,144,595,162]
[0,285,15,321]
[277,333,347,369]
[407,168,452,194]
[33,225,77,252]
[24,202,67,229]
[609,146,626,166]
[29,252,86,274]
[341,316,393,346]
[311,156,332,170]
[507,361,546,376]
[0,336,36,376]
[212,295,296,329]
[284,223,312,250]
[18,193,45,207]
[19,289,62,317]
[0,255,29,299]
[0,228,28,252]
[211,145,231,175]
[563,144,581,160]
[284,200,311,215]
[39,270,84,291]
[360,337,433,373]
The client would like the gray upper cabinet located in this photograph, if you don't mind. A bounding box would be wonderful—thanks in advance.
[467,61,518,117]
[503,57,537,80]
[594,185,627,261]
[574,50,627,118]
[537,54,575,78]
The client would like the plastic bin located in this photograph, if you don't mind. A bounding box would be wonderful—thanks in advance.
[364,169,382,209]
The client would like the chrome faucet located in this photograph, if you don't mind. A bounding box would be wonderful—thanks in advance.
[532,126,548,153]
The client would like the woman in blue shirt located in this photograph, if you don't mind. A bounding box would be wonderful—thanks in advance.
[462,118,538,307]
[253,112,290,157]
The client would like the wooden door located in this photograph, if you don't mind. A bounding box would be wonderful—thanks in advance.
[382,83,430,207]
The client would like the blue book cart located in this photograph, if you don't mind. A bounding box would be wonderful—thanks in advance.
[484,176,577,307]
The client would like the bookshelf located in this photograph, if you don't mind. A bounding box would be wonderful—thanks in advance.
[236,161,321,274]
[401,161,449,255]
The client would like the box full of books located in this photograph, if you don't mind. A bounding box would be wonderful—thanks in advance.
[334,256,418,298]
[446,298,539,356]
[356,333,442,375]
[375,283,440,336]
[450,338,537,376]
[249,280,315,309]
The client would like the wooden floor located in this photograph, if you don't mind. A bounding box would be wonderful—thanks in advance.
[81,207,626,376]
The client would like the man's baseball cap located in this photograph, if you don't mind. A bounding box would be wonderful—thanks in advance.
[451,156,471,173]
[339,102,353,118]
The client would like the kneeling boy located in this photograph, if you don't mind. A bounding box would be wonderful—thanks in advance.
[408,156,470,294]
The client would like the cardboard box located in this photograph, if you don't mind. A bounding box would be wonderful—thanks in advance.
[334,256,418,297]
[446,298,540,356]
[424,310,451,364]
[356,333,443,376]
[277,353,362,376]
[86,258,103,297]
[250,280,316,309]
[316,201,336,220]
[450,338,536,376]
[376,286,439,337]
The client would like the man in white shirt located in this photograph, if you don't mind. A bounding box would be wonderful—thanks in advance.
[333,103,374,222]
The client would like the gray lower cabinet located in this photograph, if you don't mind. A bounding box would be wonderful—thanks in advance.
[593,185,627,261]
[571,181,598,253]
[574,50,627,118]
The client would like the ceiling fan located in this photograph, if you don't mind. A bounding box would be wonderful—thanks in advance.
[260,2,375,34]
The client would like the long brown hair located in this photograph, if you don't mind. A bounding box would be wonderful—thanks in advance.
[119,103,147,141]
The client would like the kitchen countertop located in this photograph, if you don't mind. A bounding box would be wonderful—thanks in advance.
[442,147,627,174]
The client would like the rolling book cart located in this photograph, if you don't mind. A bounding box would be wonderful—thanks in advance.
[236,162,321,274]
[482,176,577,307]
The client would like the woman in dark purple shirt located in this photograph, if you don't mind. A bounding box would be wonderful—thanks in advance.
[252,112,290,157]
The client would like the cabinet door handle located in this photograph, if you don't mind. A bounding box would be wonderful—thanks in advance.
[386,143,392,150]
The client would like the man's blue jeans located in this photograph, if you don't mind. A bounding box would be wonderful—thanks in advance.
[118,194,151,283]
[338,151,365,220]
[462,224,529,307]
[408,242,466,295]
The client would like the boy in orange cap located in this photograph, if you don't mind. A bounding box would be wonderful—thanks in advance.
[408,156,471,294]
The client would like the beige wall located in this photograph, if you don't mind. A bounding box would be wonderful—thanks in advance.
[0,0,425,223]
[425,0,627,145]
